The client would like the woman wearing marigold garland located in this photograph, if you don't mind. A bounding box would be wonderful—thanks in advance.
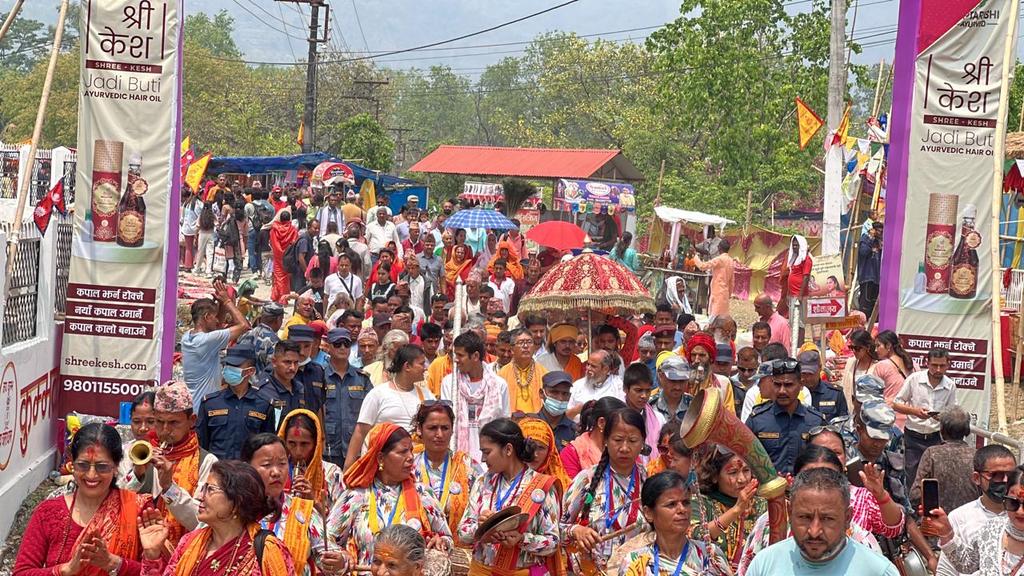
[325,423,452,570]
[457,418,561,576]
[14,423,151,576]
[136,460,294,576]
[561,407,649,575]
[618,471,732,576]
[413,400,482,538]
[242,433,326,575]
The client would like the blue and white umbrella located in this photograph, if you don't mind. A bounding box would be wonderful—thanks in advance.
[443,208,517,231]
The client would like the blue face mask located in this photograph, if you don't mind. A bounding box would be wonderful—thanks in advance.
[222,366,246,386]
[543,397,569,416]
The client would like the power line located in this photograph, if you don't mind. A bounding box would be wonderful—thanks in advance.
[201,0,583,65]
[278,3,300,61]
[241,0,307,31]
[228,0,308,41]
[349,0,371,53]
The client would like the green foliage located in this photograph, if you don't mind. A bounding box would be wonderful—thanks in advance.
[183,11,242,59]
[328,113,394,171]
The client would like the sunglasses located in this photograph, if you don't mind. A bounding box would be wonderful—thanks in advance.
[332,341,352,348]
[421,399,453,409]
[1004,497,1024,512]
[73,461,115,475]
[770,359,800,375]
[808,416,851,438]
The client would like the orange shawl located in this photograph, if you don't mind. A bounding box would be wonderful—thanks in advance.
[646,456,668,477]
[74,489,146,576]
[487,241,524,279]
[174,524,291,576]
[518,418,570,496]
[277,409,326,500]
[563,354,585,382]
[158,431,201,547]
[498,361,547,414]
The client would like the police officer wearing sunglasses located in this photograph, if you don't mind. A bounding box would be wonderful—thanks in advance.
[745,357,826,475]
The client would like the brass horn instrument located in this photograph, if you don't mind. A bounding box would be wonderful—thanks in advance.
[678,387,789,544]
[129,440,154,466]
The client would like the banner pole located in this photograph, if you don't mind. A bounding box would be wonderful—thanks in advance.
[5,0,68,285]
[0,0,25,45]
[993,0,1020,434]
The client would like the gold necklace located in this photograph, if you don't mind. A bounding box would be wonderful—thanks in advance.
[208,531,244,574]
[514,362,535,403]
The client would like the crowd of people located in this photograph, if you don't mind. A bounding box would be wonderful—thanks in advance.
[11,178,1021,576]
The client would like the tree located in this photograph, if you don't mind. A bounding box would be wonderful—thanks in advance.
[328,113,394,171]
[183,11,242,59]
[0,14,49,73]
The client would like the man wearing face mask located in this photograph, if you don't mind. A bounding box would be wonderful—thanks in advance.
[197,344,274,460]
[530,371,577,451]
[934,444,1017,576]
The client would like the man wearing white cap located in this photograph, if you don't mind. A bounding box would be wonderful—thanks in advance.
[124,380,217,549]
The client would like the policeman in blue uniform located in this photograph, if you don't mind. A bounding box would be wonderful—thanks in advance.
[257,339,317,431]
[197,344,275,460]
[744,357,826,475]
[289,324,326,414]
[321,327,372,465]
[237,303,283,375]
[797,349,849,422]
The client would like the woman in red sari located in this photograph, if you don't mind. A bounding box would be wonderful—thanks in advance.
[269,210,298,302]
[137,460,294,576]
[14,423,149,576]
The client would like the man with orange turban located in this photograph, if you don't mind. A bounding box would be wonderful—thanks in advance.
[536,323,584,381]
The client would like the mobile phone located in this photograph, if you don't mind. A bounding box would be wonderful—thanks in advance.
[923,478,940,515]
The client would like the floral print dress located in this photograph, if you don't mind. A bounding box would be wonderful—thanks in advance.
[457,466,561,568]
[561,464,649,571]
[325,479,453,566]
[618,540,732,576]
[940,516,1024,576]
[322,460,345,511]
[418,450,484,536]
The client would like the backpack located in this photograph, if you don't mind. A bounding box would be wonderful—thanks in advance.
[250,201,274,231]
[253,528,275,567]
[282,240,301,274]
[198,203,215,231]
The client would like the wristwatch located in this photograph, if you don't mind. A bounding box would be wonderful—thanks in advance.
[107,556,122,576]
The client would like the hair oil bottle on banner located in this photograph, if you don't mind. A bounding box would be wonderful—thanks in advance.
[924,193,958,294]
[91,139,123,242]
[116,151,148,247]
[949,203,980,299]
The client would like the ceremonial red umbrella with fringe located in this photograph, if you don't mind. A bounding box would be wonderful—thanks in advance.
[518,250,655,316]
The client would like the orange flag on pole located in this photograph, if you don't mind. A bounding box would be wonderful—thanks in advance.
[796,98,824,150]
[185,152,212,193]
[297,120,305,148]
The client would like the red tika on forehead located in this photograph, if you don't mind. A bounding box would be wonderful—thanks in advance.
[84,445,99,459]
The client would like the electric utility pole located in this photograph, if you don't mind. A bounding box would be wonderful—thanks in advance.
[276,0,330,152]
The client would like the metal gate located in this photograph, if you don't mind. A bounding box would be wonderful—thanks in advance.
[3,234,41,346]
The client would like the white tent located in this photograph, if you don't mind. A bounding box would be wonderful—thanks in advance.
[653,206,736,259]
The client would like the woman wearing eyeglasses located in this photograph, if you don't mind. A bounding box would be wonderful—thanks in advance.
[413,400,482,538]
[326,423,453,570]
[135,460,294,575]
[14,423,149,576]
[922,465,1024,576]
[457,418,562,576]
[562,407,649,575]
[242,433,326,575]
[689,448,764,572]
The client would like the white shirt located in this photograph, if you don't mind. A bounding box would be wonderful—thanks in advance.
[440,367,510,462]
[356,382,434,432]
[365,219,402,257]
[366,205,393,222]
[324,272,363,310]
[568,374,624,418]
[488,278,516,313]
[936,498,1004,576]
[895,370,957,434]
[406,274,427,310]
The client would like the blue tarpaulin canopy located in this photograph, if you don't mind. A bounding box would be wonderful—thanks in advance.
[207,152,418,189]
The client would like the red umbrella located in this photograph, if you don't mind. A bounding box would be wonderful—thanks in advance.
[525,221,587,251]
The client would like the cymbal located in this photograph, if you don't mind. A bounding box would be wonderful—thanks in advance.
[474,506,527,542]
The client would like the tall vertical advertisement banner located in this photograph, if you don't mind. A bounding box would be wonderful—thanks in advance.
[880,0,1019,430]
[59,0,183,416]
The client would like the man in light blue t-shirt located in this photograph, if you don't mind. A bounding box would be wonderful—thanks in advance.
[181,280,251,410]
[746,467,900,576]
